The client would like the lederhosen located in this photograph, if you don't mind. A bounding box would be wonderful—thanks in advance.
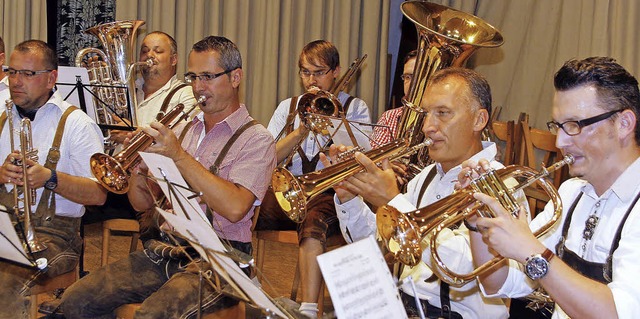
[399,166,463,319]
[0,106,81,237]
[287,94,355,174]
[550,189,640,312]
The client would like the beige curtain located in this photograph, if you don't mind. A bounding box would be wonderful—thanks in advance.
[429,0,640,129]
[116,0,391,126]
[0,0,48,57]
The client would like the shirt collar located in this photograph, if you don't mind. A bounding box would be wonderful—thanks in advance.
[435,141,498,176]
[192,104,251,133]
[598,156,640,203]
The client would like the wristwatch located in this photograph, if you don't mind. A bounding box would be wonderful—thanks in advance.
[525,248,554,280]
[44,169,58,191]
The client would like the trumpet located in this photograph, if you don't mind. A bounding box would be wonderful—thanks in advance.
[377,155,574,287]
[90,96,205,194]
[272,138,432,223]
[4,100,47,253]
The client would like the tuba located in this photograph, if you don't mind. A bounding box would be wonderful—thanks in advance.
[75,20,152,153]
[90,96,205,194]
[395,1,504,178]
[377,155,574,287]
[4,100,47,253]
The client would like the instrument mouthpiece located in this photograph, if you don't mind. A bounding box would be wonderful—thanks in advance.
[563,154,575,165]
[196,96,206,105]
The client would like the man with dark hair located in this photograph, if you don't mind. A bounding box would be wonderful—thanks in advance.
[61,36,276,318]
[465,57,640,318]
[322,67,508,319]
[0,39,106,318]
[255,39,371,318]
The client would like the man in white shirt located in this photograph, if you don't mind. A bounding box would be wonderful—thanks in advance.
[323,67,508,319]
[0,39,106,318]
[255,39,371,318]
[0,36,9,102]
[466,57,640,319]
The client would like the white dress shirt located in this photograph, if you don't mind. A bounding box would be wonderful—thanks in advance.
[135,75,196,126]
[485,156,640,319]
[335,141,509,319]
[267,91,371,175]
[0,90,104,217]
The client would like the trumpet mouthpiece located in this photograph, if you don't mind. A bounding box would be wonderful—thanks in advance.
[196,96,206,105]
[563,154,575,165]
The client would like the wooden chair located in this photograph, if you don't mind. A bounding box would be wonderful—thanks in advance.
[490,120,516,165]
[520,121,569,216]
[102,219,140,266]
[30,266,78,318]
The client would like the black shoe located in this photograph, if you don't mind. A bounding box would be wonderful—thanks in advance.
[38,295,65,318]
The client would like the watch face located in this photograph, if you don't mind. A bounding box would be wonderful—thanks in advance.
[526,256,549,280]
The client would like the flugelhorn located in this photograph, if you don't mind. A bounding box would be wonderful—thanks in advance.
[5,100,47,253]
[377,155,574,287]
[272,138,432,223]
[90,96,205,194]
[395,1,504,178]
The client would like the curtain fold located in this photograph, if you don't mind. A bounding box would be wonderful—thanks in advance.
[0,0,48,55]
[115,0,390,126]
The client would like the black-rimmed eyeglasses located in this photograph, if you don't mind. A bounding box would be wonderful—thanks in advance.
[184,69,234,84]
[547,109,622,136]
[4,67,53,78]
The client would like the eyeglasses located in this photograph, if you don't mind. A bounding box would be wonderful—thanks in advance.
[547,109,622,136]
[401,73,413,82]
[4,67,53,78]
[184,69,234,84]
[299,68,332,78]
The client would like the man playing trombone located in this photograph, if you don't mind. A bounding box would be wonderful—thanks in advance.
[322,68,509,318]
[255,39,371,318]
[0,40,107,318]
[463,57,640,319]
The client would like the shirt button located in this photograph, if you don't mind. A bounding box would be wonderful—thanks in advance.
[342,210,347,214]
[436,195,441,199]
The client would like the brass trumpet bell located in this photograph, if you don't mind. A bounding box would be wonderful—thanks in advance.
[377,155,574,287]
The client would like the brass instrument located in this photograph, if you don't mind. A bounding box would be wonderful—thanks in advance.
[5,100,47,253]
[272,138,433,223]
[75,20,152,153]
[90,96,205,194]
[396,1,504,178]
[297,55,367,135]
[377,155,574,287]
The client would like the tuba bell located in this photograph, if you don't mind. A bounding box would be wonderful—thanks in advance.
[76,20,152,153]
[395,1,504,178]
[4,100,47,253]
[377,155,574,287]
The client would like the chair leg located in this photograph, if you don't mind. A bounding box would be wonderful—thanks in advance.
[290,261,301,301]
[101,224,110,266]
[256,238,266,273]
[130,233,140,253]
[317,280,325,318]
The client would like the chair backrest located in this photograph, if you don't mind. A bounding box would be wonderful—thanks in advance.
[521,122,568,189]
[491,120,516,165]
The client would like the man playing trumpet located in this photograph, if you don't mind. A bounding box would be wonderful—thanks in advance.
[0,40,106,318]
[322,68,509,318]
[463,57,640,319]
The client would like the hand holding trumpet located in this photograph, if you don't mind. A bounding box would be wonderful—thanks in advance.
[1,151,51,189]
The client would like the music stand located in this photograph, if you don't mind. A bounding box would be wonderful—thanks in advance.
[56,66,136,132]
[138,152,294,318]
[0,205,46,270]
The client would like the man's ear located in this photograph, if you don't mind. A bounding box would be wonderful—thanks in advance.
[474,108,489,132]
[617,109,636,139]
[170,53,178,67]
[231,68,242,88]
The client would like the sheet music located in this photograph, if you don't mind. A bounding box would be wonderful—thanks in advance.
[158,208,286,318]
[0,207,34,267]
[317,235,407,319]
[138,152,209,223]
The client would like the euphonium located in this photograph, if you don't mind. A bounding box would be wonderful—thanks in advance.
[377,155,574,287]
[395,1,504,178]
[272,138,432,223]
[297,55,367,135]
[4,100,47,253]
[90,96,205,194]
[75,20,152,153]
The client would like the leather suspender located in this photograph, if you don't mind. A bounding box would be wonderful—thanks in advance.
[208,119,260,176]
[155,83,189,121]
